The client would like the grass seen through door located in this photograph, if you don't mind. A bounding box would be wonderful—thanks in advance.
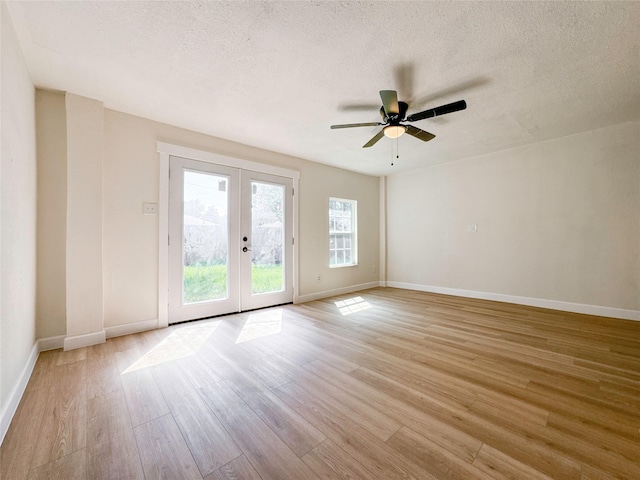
[183,264,283,303]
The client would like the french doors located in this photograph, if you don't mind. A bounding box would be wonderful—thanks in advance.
[168,156,293,323]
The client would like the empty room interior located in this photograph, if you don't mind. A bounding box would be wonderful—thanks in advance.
[1,1,639,479]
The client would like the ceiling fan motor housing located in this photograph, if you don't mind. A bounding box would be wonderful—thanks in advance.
[380,101,409,123]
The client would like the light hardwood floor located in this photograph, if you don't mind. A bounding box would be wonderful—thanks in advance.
[1,287,639,479]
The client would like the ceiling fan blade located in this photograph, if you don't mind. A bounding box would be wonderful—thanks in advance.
[338,103,380,112]
[363,130,385,148]
[380,90,399,116]
[405,125,436,142]
[406,100,467,123]
[394,63,415,103]
[330,122,381,129]
[410,77,488,111]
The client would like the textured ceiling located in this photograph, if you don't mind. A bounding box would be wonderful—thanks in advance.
[6,1,640,176]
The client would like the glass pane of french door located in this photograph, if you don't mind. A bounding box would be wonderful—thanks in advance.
[169,157,240,323]
[182,170,229,303]
[250,181,285,295]
[241,171,293,311]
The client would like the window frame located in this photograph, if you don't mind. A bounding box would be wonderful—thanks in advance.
[329,197,358,268]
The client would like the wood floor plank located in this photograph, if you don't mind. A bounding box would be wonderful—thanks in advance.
[288,367,402,442]
[116,348,171,427]
[3,287,638,480]
[274,380,436,480]
[349,365,584,480]
[306,360,483,463]
[133,414,201,480]
[0,367,51,480]
[386,426,493,480]
[85,341,123,400]
[86,390,144,479]
[581,464,622,480]
[472,443,555,480]
[546,411,640,466]
[27,449,87,480]
[184,355,322,480]
[151,361,243,476]
[204,455,264,480]
[302,439,390,480]
[271,330,362,372]
[31,361,87,467]
[200,347,326,457]
[525,381,640,430]
[55,346,88,366]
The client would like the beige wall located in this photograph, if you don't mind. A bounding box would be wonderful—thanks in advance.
[35,90,67,339]
[0,2,37,416]
[65,93,105,343]
[99,108,379,328]
[38,102,379,334]
[294,160,380,297]
[386,120,640,312]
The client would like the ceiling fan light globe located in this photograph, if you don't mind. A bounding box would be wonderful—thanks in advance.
[383,125,406,139]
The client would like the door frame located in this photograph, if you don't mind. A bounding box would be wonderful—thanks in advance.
[157,142,300,328]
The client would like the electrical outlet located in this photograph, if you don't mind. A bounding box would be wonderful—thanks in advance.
[467,224,478,233]
[372,266,377,274]
[316,274,322,282]
[143,203,157,215]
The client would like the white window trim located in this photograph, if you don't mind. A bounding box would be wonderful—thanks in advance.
[329,197,357,268]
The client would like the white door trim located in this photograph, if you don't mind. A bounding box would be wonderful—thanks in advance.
[157,142,300,327]
[157,142,300,180]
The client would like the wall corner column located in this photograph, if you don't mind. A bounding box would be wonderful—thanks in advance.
[379,175,387,286]
[63,93,105,349]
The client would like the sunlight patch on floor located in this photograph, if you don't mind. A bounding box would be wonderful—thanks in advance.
[236,309,283,344]
[335,296,371,316]
[122,321,220,374]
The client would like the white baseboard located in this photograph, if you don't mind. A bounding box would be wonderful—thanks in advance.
[63,329,106,351]
[38,335,65,352]
[295,281,381,304]
[105,318,159,339]
[2,320,156,443]
[0,342,39,445]
[39,319,160,350]
[386,281,640,321]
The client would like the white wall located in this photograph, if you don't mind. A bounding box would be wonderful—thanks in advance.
[387,120,640,315]
[0,1,37,428]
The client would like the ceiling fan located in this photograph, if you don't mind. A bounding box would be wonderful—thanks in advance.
[331,90,466,148]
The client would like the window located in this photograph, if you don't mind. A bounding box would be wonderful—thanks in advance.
[329,197,357,267]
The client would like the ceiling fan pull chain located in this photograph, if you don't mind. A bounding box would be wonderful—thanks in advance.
[391,135,395,166]
[391,136,399,166]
